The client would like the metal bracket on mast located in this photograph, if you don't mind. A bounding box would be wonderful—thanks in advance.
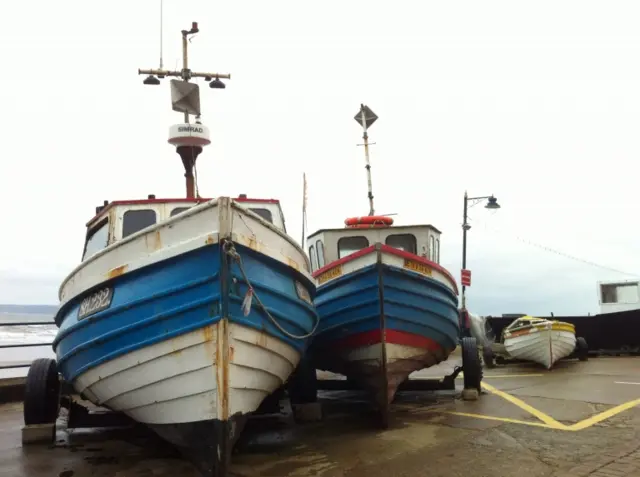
[354,104,379,216]
[137,22,232,199]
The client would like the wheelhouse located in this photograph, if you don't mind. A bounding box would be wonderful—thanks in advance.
[307,223,442,273]
[82,194,286,262]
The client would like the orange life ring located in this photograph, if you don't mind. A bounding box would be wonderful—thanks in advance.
[346,223,390,229]
[344,216,394,227]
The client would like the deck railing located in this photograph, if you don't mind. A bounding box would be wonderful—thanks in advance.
[0,321,55,370]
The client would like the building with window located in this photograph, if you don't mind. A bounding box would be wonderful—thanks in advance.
[598,279,640,314]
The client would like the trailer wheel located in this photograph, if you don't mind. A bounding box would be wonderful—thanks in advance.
[482,346,496,368]
[23,358,61,425]
[462,337,483,392]
[576,337,589,362]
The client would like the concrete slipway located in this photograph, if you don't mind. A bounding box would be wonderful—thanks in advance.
[2,354,639,477]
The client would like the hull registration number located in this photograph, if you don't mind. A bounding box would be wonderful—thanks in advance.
[317,265,343,285]
[403,259,432,277]
[78,287,114,320]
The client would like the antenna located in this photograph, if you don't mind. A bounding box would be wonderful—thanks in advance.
[138,22,232,199]
[354,104,378,216]
[301,173,308,248]
[159,0,164,69]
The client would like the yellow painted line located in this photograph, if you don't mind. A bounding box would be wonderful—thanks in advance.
[565,398,640,431]
[415,371,639,431]
[417,394,640,432]
[483,374,544,379]
[456,373,544,379]
[480,381,565,427]
[435,411,558,429]
[478,382,640,431]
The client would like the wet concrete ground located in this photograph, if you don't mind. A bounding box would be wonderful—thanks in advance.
[1,356,639,477]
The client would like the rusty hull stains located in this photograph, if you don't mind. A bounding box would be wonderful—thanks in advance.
[201,325,217,417]
[287,257,300,271]
[383,351,444,405]
[107,264,128,279]
[255,331,269,350]
[216,319,230,421]
[203,324,215,346]
[247,236,259,251]
[144,230,163,252]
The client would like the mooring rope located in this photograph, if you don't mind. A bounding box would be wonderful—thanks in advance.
[223,242,319,340]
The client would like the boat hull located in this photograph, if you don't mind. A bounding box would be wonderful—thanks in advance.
[310,245,459,410]
[52,199,317,476]
[504,322,576,369]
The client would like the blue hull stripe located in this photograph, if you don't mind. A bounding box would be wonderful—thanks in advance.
[311,263,459,352]
[54,243,318,382]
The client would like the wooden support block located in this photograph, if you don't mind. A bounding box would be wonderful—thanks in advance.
[461,388,479,401]
[291,402,323,423]
[21,423,55,445]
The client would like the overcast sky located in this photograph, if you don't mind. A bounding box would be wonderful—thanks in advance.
[1,0,640,316]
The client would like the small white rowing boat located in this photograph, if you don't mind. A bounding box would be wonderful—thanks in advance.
[502,316,576,369]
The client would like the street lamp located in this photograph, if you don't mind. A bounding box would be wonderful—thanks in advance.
[461,191,501,314]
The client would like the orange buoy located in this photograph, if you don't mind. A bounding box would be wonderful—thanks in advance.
[344,216,394,227]
[345,223,390,229]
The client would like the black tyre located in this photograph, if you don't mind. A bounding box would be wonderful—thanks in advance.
[23,358,61,425]
[482,345,496,369]
[576,337,588,362]
[462,337,483,392]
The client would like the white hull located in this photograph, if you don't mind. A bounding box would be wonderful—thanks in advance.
[57,196,312,428]
[318,342,448,406]
[73,322,299,425]
[504,327,576,369]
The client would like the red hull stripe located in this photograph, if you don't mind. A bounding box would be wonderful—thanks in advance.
[328,329,445,353]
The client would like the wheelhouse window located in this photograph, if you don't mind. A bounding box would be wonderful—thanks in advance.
[249,208,273,224]
[338,236,369,259]
[170,206,191,217]
[385,234,417,254]
[429,236,435,261]
[83,219,109,261]
[122,209,157,238]
[601,283,639,304]
[435,238,440,263]
[316,240,325,268]
[309,245,318,271]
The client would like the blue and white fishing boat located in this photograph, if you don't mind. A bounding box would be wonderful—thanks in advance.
[307,105,462,425]
[27,22,317,477]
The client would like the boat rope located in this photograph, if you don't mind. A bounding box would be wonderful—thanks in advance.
[192,146,201,199]
[223,242,320,340]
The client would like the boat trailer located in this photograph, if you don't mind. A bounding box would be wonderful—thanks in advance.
[18,333,484,476]
[312,335,485,425]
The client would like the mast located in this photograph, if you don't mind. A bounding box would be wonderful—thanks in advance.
[138,22,231,198]
[354,104,378,216]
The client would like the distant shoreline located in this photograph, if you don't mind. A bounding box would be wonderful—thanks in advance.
[0,304,58,315]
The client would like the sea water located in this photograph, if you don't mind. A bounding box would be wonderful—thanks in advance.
[0,312,57,379]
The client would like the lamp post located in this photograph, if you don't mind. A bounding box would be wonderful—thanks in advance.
[461,192,500,314]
